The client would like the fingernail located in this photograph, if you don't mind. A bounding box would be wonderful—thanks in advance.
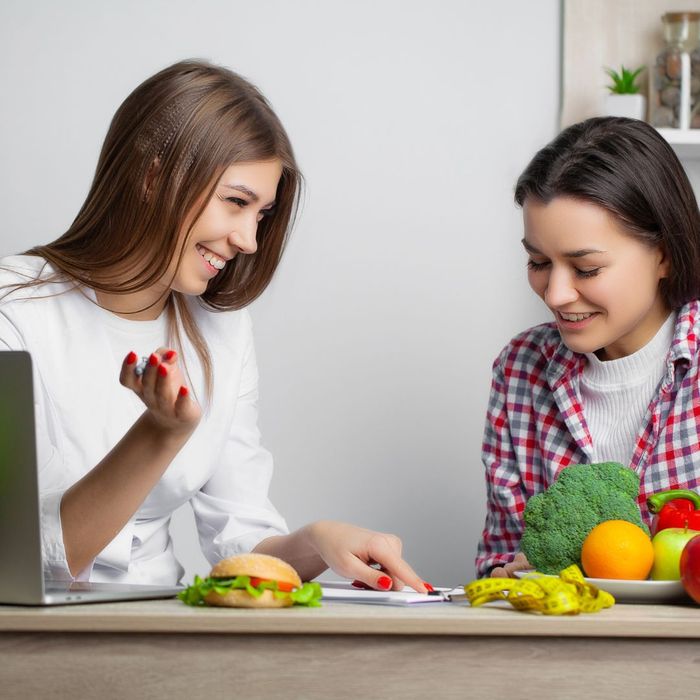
[158,364,168,377]
[164,350,176,361]
[423,581,434,592]
[126,351,137,365]
[377,576,392,591]
[149,353,159,366]
[351,579,371,590]
[179,386,189,397]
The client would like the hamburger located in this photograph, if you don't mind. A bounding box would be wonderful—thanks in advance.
[178,553,322,608]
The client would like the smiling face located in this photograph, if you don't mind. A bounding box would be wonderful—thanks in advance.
[96,159,283,319]
[523,196,671,360]
[172,158,283,296]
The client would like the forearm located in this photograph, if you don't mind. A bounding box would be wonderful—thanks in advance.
[253,522,328,581]
[60,412,193,576]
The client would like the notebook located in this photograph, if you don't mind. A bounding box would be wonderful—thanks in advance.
[0,350,182,605]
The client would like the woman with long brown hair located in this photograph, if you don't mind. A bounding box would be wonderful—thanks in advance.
[0,60,427,592]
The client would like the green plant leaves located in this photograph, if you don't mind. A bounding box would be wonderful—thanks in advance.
[604,65,645,94]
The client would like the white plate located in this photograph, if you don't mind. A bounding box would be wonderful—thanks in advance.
[513,570,687,603]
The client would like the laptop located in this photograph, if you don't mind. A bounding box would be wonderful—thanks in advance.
[0,350,183,605]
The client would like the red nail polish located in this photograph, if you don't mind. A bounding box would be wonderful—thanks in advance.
[158,364,168,377]
[423,582,434,592]
[149,353,159,366]
[377,576,392,591]
[126,351,137,365]
[164,350,176,361]
[178,386,189,397]
[351,579,371,590]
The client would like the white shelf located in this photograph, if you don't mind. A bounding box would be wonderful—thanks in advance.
[656,128,700,160]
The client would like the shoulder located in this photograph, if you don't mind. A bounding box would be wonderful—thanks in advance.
[0,254,71,301]
[492,321,562,376]
[0,254,50,285]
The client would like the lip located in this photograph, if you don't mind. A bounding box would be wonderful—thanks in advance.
[555,310,599,330]
[196,244,230,262]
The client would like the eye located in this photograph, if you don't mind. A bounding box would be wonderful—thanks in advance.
[527,259,550,271]
[576,268,601,279]
[225,197,248,207]
[259,206,276,220]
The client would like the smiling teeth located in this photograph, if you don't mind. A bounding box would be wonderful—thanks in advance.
[196,244,226,270]
[560,312,594,321]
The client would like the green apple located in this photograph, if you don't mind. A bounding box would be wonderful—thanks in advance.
[650,528,700,580]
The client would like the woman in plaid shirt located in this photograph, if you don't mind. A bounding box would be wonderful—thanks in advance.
[477,117,700,578]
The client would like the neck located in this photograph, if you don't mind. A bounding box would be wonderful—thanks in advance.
[94,287,170,321]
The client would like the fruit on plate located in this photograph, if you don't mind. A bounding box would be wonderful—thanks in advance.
[650,527,700,580]
[680,534,700,603]
[646,488,700,535]
[580,519,654,580]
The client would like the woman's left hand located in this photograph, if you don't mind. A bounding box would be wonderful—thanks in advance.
[305,520,428,593]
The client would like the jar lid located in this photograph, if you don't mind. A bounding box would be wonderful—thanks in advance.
[663,11,700,22]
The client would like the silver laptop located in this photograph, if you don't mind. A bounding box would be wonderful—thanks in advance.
[0,350,182,605]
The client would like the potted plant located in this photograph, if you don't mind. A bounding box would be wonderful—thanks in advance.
[602,65,646,120]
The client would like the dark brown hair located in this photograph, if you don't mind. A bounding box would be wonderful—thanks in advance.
[514,117,700,309]
[24,59,302,398]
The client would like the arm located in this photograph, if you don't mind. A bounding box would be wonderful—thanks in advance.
[60,349,201,575]
[475,358,531,578]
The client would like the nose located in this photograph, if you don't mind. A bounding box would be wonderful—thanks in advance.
[228,216,258,255]
[543,266,579,308]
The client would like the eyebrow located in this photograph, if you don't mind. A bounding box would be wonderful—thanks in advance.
[521,238,606,258]
[221,183,276,208]
[221,183,259,200]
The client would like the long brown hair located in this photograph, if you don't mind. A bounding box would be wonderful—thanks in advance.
[25,59,302,398]
[514,117,700,309]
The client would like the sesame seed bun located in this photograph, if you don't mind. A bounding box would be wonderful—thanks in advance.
[203,553,302,608]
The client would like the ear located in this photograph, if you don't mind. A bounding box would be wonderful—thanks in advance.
[143,157,161,202]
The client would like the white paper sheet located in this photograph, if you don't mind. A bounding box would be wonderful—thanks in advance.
[319,581,464,606]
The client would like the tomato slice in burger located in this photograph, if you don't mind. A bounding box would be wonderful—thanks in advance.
[249,577,295,592]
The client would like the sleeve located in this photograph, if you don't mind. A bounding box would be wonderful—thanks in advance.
[0,307,80,581]
[190,318,289,565]
[474,356,530,577]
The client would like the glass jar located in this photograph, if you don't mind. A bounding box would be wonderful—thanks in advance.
[650,11,700,129]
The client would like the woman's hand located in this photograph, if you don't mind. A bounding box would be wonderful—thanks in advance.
[304,520,428,593]
[120,349,201,434]
[490,552,531,578]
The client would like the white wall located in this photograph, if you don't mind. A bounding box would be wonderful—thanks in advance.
[0,0,560,586]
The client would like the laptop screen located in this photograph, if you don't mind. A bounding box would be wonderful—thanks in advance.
[0,351,50,603]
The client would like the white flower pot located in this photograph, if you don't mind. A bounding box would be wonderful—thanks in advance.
[602,93,647,120]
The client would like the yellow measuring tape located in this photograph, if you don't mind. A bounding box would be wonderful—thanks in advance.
[464,565,615,615]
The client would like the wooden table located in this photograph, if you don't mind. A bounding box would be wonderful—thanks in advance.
[1,597,700,699]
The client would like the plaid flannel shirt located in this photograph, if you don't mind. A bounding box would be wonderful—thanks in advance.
[475,300,700,577]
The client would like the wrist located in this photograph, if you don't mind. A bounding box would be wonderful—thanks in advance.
[137,411,195,446]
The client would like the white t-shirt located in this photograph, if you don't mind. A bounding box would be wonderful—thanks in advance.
[0,255,288,585]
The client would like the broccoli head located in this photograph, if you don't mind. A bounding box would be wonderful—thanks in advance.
[520,462,648,574]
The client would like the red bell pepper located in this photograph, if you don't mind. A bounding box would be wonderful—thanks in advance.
[646,489,700,535]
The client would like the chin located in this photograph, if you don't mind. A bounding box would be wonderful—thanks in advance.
[172,279,209,297]
[560,336,600,355]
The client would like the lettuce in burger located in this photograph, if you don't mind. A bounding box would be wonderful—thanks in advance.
[178,553,322,608]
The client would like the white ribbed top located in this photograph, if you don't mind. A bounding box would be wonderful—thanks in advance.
[581,312,676,465]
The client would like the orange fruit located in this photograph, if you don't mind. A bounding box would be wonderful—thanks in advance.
[580,520,654,580]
